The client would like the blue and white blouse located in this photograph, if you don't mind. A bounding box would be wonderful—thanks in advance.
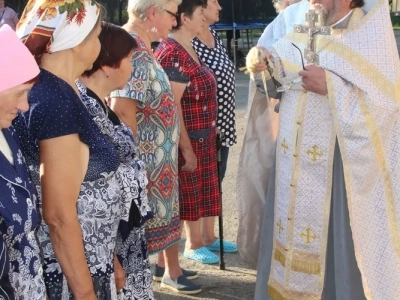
[0,127,46,299]
[14,69,122,300]
[0,233,15,299]
[77,82,154,300]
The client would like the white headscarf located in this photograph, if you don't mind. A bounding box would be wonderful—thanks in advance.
[17,0,100,53]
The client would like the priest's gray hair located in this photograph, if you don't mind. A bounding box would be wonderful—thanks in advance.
[128,0,182,20]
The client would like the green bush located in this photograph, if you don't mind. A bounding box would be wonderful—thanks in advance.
[393,16,400,29]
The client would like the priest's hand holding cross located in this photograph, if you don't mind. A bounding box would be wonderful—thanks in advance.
[299,64,328,95]
[294,8,331,96]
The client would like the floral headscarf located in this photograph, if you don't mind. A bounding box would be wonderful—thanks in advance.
[17,0,100,54]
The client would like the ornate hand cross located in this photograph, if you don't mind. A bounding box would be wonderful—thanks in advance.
[293,9,332,65]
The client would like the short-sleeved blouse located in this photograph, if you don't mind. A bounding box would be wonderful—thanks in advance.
[14,69,121,300]
[77,82,152,224]
[110,34,181,254]
[155,38,218,133]
[192,29,237,147]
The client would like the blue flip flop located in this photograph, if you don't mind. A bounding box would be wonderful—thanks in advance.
[183,247,220,264]
[206,239,238,253]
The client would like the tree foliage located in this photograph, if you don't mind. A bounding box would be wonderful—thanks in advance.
[11,0,128,25]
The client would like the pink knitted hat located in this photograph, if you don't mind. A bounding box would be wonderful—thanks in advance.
[0,24,39,93]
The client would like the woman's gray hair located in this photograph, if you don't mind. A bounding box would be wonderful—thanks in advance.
[128,0,182,20]
[272,0,300,13]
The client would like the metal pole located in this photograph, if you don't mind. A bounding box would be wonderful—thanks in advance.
[217,134,225,270]
[392,0,400,16]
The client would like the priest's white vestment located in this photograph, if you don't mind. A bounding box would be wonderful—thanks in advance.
[254,0,400,299]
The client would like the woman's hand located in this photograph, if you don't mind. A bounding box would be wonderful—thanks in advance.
[75,292,98,300]
[169,81,198,173]
[114,256,126,291]
[181,149,197,172]
[246,46,271,73]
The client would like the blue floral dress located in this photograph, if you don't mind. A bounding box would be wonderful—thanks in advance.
[0,233,15,299]
[78,82,154,300]
[0,127,46,299]
[14,69,121,300]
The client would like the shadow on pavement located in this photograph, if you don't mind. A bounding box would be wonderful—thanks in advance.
[154,271,256,300]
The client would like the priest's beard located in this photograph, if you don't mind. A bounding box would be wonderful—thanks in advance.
[311,1,339,26]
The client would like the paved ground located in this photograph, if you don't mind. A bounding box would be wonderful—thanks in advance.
[150,30,400,300]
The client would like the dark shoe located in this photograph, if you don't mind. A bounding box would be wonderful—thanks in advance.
[153,264,198,282]
[160,275,202,295]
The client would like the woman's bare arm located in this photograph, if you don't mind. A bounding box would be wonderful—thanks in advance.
[39,134,97,300]
[170,81,197,172]
[110,97,138,137]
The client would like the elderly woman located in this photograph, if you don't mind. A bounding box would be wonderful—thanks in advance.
[110,0,200,295]
[192,0,238,253]
[0,1,18,30]
[77,22,154,299]
[0,24,45,299]
[14,1,123,299]
[193,0,237,182]
[155,0,230,265]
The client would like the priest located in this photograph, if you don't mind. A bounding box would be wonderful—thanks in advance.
[248,0,400,299]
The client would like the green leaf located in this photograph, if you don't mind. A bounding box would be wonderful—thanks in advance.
[58,5,66,14]
[76,1,84,10]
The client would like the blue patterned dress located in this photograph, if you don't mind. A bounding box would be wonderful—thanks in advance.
[111,34,181,254]
[0,233,15,299]
[78,82,154,300]
[0,127,46,299]
[14,69,122,300]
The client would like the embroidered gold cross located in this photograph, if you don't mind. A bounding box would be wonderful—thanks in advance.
[277,219,284,234]
[281,139,289,154]
[300,227,317,244]
[307,145,323,162]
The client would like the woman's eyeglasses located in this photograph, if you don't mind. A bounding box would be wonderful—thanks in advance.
[164,9,179,20]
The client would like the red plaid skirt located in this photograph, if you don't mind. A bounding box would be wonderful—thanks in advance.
[178,132,221,221]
